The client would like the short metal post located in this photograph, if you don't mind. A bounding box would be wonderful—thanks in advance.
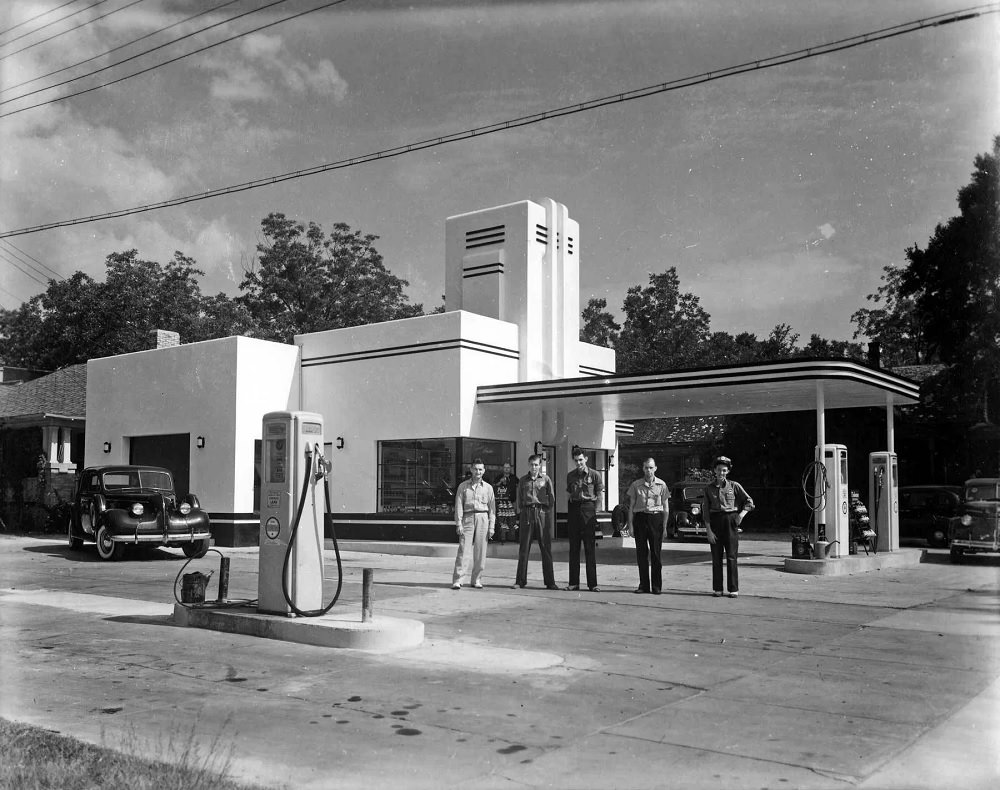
[362,568,374,622]
[217,555,230,602]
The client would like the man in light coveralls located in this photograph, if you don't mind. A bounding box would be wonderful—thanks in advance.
[452,458,496,589]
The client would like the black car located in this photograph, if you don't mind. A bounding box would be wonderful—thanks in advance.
[898,485,963,547]
[668,480,708,539]
[67,465,211,561]
[949,478,1000,562]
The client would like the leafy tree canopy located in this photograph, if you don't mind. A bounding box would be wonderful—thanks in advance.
[238,213,424,343]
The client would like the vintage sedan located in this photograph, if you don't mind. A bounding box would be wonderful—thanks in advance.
[948,478,1000,563]
[668,480,708,539]
[67,465,211,561]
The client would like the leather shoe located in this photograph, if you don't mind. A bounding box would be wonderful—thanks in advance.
[634,587,649,594]
[652,589,661,595]
[511,583,525,589]
[545,584,559,590]
[589,586,601,592]
[565,585,580,591]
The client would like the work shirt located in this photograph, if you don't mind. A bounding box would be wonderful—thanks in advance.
[517,473,555,511]
[625,476,670,514]
[567,467,604,503]
[703,479,754,514]
[455,479,496,528]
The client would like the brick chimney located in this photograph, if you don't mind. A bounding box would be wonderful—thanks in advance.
[150,329,180,349]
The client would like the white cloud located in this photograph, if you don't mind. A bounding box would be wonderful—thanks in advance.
[202,34,349,104]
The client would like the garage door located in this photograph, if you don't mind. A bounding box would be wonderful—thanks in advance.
[129,434,190,497]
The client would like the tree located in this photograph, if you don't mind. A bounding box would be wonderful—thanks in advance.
[580,297,620,347]
[614,268,712,373]
[899,136,1000,428]
[851,265,928,366]
[0,250,244,369]
[239,213,424,343]
[0,272,102,370]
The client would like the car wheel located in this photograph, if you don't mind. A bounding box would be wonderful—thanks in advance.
[96,524,125,561]
[67,516,83,551]
[182,539,210,559]
[949,547,964,564]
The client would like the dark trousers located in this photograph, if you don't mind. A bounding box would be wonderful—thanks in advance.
[568,501,598,589]
[515,506,555,587]
[633,511,664,592]
[709,511,740,592]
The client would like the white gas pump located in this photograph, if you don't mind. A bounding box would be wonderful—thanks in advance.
[868,451,899,552]
[258,411,329,616]
[817,444,850,558]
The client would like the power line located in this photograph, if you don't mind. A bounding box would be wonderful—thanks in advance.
[0,238,63,280]
[0,249,49,286]
[0,0,80,39]
[1,0,288,105]
[1,4,996,239]
[0,0,345,116]
[0,0,244,97]
[0,0,150,62]
[0,0,111,49]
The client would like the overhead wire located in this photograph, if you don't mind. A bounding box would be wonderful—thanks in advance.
[0,0,112,50]
[0,0,244,96]
[0,0,343,114]
[0,0,81,39]
[0,0,150,62]
[1,3,996,238]
[0,238,64,280]
[0,249,50,286]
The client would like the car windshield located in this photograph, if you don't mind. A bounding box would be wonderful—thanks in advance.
[102,470,173,492]
[682,487,704,501]
[965,483,1000,502]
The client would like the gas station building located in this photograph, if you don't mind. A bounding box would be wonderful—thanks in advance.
[84,199,920,552]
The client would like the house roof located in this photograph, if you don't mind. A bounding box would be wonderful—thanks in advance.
[0,363,87,423]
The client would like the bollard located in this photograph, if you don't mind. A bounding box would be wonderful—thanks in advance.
[362,568,374,622]
[217,555,230,602]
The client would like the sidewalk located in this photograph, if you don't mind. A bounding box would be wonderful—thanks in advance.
[1,534,998,789]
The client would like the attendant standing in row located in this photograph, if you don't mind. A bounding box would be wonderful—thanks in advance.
[451,458,495,590]
[625,458,669,595]
[512,454,557,589]
[566,447,603,592]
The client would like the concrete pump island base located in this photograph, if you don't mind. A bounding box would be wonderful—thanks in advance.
[172,603,424,651]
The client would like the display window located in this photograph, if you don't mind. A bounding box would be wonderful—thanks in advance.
[378,438,515,514]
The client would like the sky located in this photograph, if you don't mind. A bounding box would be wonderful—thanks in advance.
[1,0,998,344]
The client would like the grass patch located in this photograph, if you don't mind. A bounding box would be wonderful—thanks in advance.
[0,718,277,790]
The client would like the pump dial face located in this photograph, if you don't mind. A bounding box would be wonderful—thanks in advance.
[264,516,280,540]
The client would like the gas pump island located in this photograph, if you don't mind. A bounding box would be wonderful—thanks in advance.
[172,411,424,650]
[787,444,901,573]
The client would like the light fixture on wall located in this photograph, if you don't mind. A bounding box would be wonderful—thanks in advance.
[609,452,615,468]
[196,436,205,449]
[336,437,345,449]
[102,441,111,453]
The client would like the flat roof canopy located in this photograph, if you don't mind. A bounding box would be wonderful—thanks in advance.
[477,359,920,420]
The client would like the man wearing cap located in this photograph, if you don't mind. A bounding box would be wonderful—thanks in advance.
[703,455,754,598]
[625,458,670,594]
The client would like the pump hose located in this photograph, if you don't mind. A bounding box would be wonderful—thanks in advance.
[280,444,344,617]
[870,468,884,555]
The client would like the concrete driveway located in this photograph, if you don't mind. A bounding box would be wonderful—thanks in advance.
[1,534,998,789]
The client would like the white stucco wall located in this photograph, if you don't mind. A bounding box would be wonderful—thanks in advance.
[297,310,520,513]
[85,336,298,514]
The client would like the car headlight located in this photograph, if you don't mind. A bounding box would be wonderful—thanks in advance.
[130,503,144,517]
[960,514,973,526]
[179,502,192,515]
[690,505,700,515]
